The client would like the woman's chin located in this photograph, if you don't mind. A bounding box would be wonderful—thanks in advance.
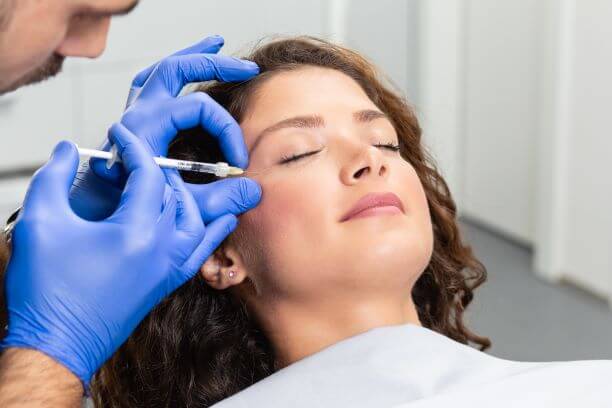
[340,228,432,278]
[340,215,416,245]
[339,211,411,236]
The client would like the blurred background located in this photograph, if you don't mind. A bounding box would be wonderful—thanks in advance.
[0,0,611,360]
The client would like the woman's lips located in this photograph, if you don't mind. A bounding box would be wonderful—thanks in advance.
[340,192,405,222]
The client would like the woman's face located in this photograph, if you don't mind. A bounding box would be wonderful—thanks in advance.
[208,67,433,305]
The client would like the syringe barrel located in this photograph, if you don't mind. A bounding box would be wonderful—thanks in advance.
[155,157,229,176]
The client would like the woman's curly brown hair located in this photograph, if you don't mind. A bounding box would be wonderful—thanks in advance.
[87,36,491,406]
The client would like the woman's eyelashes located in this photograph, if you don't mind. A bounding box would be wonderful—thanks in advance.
[278,142,400,165]
[279,149,322,164]
[375,142,401,152]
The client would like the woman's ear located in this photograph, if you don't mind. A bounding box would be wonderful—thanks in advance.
[200,245,248,290]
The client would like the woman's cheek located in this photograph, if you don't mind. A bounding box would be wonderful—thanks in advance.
[258,177,315,231]
[240,176,324,292]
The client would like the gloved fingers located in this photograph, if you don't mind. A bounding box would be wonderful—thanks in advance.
[92,87,252,184]
[153,92,250,167]
[69,161,123,221]
[137,54,259,101]
[180,213,238,279]
[168,34,225,57]
[126,35,225,107]
[88,137,127,187]
[165,169,204,237]
[158,181,178,229]
[186,177,262,224]
[106,123,166,224]
[22,140,79,215]
[93,42,257,184]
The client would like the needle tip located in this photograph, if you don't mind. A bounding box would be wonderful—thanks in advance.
[228,167,244,176]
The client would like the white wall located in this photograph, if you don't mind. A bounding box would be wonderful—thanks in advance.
[416,0,543,246]
[460,0,545,245]
[418,0,612,303]
[416,0,466,205]
[341,0,419,100]
[562,0,612,299]
[535,0,612,301]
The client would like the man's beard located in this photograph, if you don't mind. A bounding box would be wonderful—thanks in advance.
[1,53,65,94]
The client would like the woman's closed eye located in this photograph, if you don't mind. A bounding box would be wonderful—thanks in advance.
[279,142,400,165]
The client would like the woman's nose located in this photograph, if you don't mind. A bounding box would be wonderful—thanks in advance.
[340,143,389,185]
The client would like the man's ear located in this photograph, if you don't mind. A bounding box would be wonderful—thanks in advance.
[200,245,248,290]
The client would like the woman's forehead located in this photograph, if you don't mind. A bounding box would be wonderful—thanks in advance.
[241,67,378,139]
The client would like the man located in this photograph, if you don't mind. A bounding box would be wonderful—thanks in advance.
[0,1,262,406]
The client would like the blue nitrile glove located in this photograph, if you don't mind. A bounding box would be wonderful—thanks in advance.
[69,35,261,221]
[1,125,238,389]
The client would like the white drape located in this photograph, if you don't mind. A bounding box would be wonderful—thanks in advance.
[213,323,612,407]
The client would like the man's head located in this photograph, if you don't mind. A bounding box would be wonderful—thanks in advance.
[0,0,138,94]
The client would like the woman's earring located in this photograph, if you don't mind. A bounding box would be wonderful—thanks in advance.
[228,270,236,279]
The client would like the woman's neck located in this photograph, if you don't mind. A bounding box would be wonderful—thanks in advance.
[255,295,421,370]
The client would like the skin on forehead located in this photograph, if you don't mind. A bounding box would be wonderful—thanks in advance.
[242,67,381,137]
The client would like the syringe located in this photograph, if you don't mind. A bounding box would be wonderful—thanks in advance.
[76,146,244,177]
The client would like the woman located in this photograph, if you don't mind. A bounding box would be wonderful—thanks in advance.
[90,37,611,406]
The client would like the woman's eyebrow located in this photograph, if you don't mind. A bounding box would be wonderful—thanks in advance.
[250,109,388,154]
[262,115,325,135]
[353,109,389,123]
[250,114,324,153]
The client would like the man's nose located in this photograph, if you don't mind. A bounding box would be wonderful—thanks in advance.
[55,16,111,59]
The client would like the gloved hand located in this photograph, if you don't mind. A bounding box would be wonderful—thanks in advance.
[2,124,240,389]
[69,35,261,221]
